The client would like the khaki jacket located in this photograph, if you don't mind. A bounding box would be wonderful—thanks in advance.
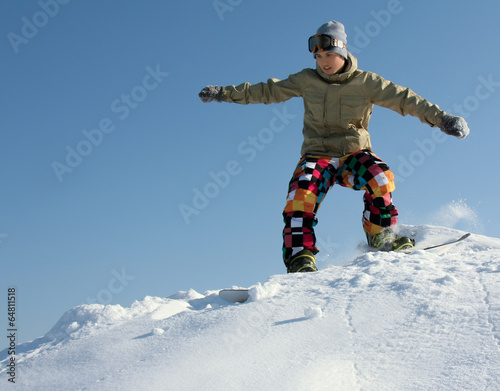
[223,53,446,157]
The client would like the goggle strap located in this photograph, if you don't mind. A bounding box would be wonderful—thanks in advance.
[332,39,346,49]
[309,34,347,53]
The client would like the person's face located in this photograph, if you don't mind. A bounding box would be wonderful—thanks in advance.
[315,52,346,75]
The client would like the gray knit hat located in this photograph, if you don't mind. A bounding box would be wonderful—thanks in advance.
[314,21,348,59]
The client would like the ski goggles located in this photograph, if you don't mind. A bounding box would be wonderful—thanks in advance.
[308,34,346,53]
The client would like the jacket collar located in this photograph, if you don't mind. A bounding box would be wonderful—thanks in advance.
[315,52,358,84]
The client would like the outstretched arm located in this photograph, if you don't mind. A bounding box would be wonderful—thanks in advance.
[198,71,305,105]
[366,72,470,139]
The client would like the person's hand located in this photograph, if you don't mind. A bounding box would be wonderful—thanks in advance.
[440,114,470,139]
[199,86,225,103]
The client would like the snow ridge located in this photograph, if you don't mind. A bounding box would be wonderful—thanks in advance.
[1,225,500,391]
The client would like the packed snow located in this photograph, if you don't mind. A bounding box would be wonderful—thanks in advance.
[1,225,499,390]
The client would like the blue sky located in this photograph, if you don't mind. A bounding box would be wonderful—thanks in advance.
[1,0,499,345]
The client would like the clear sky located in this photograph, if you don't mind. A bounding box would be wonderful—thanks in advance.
[1,0,499,345]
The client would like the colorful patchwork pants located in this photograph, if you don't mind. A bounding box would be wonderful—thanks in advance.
[282,150,398,263]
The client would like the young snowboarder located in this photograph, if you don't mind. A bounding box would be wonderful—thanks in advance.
[199,20,469,273]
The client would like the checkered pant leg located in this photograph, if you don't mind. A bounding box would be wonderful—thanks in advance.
[336,151,398,236]
[362,192,398,235]
[282,212,317,262]
[282,156,338,263]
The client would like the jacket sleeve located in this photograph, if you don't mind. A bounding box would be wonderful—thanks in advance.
[365,72,446,127]
[222,71,304,105]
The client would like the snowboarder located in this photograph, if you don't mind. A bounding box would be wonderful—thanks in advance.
[199,20,469,273]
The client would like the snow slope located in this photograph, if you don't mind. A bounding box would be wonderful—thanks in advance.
[1,225,500,390]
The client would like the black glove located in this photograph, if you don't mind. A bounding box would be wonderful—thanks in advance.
[199,85,225,103]
[440,114,470,139]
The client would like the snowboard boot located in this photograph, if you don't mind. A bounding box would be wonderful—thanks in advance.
[287,249,317,273]
[367,229,415,252]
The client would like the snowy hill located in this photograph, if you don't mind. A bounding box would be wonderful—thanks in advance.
[2,225,500,390]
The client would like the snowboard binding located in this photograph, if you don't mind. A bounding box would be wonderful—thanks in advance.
[367,230,415,252]
[287,249,318,273]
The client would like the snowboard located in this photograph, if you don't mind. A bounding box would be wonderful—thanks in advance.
[372,232,471,254]
[219,288,250,303]
[218,233,471,303]
[417,232,471,254]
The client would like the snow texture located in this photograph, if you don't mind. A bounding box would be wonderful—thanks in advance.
[1,225,499,390]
